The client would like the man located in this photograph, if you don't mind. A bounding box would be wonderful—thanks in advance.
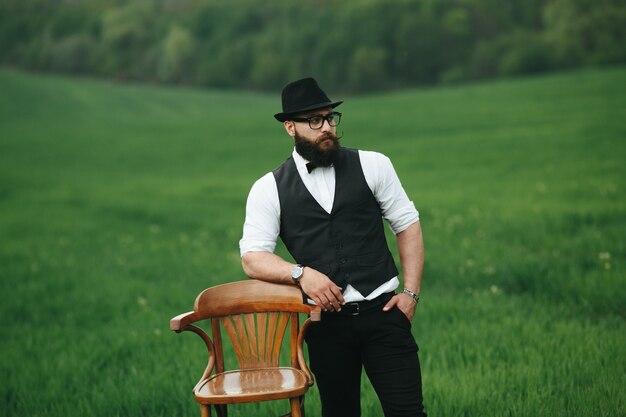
[239,77,426,417]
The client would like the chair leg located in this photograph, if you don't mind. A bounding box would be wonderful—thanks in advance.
[290,397,303,417]
[200,404,211,417]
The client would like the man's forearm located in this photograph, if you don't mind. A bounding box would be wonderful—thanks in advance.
[396,221,424,295]
[242,250,345,310]
[241,251,295,284]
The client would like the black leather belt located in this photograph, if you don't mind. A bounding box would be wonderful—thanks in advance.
[323,292,394,317]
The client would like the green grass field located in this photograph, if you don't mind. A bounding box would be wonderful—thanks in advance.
[1,67,624,417]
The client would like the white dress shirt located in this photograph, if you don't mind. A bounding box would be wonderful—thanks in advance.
[240,149,419,302]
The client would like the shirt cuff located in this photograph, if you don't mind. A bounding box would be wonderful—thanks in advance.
[239,240,276,257]
[387,203,419,234]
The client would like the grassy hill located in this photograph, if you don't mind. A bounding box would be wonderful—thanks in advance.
[0,67,624,416]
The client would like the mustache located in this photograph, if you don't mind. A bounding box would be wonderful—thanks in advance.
[316,131,343,143]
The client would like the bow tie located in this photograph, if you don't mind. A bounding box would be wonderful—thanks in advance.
[306,162,319,173]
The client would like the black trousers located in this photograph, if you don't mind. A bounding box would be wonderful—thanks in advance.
[305,295,427,417]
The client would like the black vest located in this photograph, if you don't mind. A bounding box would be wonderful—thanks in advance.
[273,148,399,296]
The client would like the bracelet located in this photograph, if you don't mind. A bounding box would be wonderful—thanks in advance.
[402,288,419,304]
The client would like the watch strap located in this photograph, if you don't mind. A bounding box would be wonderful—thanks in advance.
[402,288,419,304]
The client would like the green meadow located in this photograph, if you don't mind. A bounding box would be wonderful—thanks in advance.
[1,67,624,417]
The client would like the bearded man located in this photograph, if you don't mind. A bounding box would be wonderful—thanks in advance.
[239,77,427,417]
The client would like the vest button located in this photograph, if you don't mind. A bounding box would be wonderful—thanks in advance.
[340,258,347,264]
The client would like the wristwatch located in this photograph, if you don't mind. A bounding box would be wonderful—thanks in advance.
[402,288,420,304]
[290,264,304,286]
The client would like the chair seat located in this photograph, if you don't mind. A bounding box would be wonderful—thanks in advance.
[195,367,309,405]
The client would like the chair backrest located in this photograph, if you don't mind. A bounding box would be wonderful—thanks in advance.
[172,280,319,373]
[193,279,314,317]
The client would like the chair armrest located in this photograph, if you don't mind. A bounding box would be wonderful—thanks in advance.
[309,306,322,322]
[174,323,217,387]
[170,311,196,332]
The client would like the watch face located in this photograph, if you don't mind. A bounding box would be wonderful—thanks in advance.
[291,266,303,279]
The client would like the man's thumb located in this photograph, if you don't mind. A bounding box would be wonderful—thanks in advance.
[382,297,397,311]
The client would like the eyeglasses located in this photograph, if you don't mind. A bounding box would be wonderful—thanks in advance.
[291,112,342,130]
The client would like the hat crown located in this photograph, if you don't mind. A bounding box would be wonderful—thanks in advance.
[282,78,331,113]
[274,77,342,122]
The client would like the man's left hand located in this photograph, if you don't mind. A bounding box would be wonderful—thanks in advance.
[383,293,416,321]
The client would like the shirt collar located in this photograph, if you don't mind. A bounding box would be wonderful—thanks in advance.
[292,148,309,171]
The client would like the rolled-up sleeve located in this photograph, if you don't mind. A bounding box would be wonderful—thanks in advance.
[360,151,419,234]
[239,173,281,255]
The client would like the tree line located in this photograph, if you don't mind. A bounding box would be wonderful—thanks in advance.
[1,0,624,93]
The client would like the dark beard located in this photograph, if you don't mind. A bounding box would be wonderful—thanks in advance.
[294,132,341,167]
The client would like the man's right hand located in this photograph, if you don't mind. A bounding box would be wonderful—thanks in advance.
[300,267,345,312]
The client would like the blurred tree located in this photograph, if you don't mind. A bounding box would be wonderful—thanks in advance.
[543,0,626,67]
[201,38,254,88]
[0,0,53,63]
[158,25,195,83]
[348,46,390,92]
[44,34,98,74]
[48,5,100,39]
[0,0,624,92]
[100,1,159,79]
[497,31,553,76]
[393,11,445,85]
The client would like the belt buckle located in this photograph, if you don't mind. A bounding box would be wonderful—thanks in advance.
[349,302,360,316]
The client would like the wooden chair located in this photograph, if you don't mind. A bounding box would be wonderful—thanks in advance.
[170,280,321,417]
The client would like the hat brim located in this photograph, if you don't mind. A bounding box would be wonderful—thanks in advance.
[274,100,343,122]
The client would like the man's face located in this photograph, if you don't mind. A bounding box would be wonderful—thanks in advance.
[288,107,341,166]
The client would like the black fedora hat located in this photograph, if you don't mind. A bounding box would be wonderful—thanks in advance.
[274,77,343,122]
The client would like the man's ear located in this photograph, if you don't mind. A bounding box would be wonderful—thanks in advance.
[284,121,296,137]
